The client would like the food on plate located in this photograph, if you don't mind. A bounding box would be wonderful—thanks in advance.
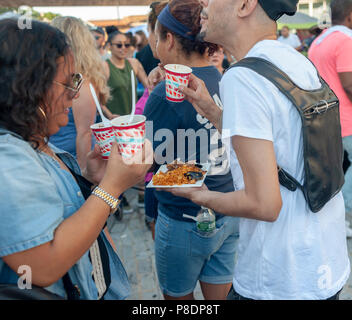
[152,161,206,186]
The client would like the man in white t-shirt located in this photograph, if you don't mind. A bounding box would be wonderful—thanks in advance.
[278,25,302,50]
[170,0,350,300]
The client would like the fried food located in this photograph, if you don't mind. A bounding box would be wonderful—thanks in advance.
[153,163,206,186]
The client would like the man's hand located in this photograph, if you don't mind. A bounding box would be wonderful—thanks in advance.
[159,136,283,222]
[179,74,222,130]
[160,184,210,206]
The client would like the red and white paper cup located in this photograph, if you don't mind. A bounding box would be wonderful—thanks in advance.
[164,64,192,103]
[111,115,146,158]
[91,123,116,160]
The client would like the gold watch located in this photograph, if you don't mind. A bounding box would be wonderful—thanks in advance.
[92,186,121,214]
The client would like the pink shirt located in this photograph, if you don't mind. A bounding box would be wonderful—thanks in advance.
[309,30,352,137]
[135,88,153,182]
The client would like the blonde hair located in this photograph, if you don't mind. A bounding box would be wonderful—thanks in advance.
[51,16,110,105]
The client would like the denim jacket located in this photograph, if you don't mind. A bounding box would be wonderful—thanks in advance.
[0,128,130,300]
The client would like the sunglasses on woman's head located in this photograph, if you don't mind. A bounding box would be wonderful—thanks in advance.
[150,1,160,12]
[111,43,131,49]
[53,73,84,100]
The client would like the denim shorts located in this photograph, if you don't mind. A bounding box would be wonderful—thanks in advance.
[155,208,239,297]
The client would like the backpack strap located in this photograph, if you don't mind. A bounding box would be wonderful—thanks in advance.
[228,57,325,105]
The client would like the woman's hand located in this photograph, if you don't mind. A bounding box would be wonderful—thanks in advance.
[83,144,108,185]
[148,64,165,91]
[99,139,154,198]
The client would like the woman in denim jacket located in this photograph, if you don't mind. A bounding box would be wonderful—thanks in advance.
[0,19,153,300]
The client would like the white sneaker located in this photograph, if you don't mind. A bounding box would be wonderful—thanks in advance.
[346,226,352,238]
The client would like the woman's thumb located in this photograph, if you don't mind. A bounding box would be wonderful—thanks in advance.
[89,144,101,159]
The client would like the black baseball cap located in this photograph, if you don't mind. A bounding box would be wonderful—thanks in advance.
[258,0,299,21]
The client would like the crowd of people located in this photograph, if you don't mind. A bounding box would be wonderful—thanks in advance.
[0,0,352,301]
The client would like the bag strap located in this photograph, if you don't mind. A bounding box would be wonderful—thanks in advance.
[227,57,330,112]
[62,274,81,300]
[56,154,112,300]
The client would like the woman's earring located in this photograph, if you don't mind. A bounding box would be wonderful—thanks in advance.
[38,106,47,120]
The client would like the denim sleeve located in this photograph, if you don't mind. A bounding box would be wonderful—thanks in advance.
[0,136,64,257]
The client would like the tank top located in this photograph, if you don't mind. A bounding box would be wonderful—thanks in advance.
[50,109,77,157]
[106,59,137,116]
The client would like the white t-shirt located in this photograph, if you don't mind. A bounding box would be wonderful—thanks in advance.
[278,33,301,49]
[221,40,350,300]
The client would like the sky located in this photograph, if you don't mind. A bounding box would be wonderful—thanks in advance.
[33,6,150,21]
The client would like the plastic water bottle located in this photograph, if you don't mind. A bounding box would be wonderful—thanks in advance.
[196,207,216,236]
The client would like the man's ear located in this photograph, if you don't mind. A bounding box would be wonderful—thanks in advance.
[237,0,258,18]
[347,11,352,29]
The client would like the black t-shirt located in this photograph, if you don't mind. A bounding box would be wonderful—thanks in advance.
[143,66,234,221]
[136,44,160,75]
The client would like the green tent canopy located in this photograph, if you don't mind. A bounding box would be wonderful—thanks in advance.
[277,11,318,30]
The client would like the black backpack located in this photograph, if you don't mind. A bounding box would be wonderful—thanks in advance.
[228,57,345,213]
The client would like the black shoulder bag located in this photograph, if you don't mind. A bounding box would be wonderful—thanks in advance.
[228,57,345,213]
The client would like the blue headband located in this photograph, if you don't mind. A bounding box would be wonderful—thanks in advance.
[157,4,196,41]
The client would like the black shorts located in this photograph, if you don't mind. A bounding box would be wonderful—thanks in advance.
[226,285,342,300]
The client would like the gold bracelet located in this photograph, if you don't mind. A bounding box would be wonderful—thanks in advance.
[92,186,120,214]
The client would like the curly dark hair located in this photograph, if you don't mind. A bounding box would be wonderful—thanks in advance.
[158,0,218,57]
[0,19,70,149]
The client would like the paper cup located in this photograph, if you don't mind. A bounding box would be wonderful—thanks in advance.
[164,64,192,103]
[111,115,146,158]
[91,123,116,160]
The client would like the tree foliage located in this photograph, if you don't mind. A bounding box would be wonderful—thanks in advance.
[0,6,61,22]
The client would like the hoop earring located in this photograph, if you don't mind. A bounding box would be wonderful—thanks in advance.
[38,106,47,120]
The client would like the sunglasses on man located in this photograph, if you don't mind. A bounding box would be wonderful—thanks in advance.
[54,73,84,100]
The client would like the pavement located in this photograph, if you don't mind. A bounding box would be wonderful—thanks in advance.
[107,189,352,300]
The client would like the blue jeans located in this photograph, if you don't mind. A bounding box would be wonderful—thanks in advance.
[155,209,239,297]
[342,136,352,215]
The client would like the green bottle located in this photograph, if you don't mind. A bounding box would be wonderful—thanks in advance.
[196,207,216,236]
